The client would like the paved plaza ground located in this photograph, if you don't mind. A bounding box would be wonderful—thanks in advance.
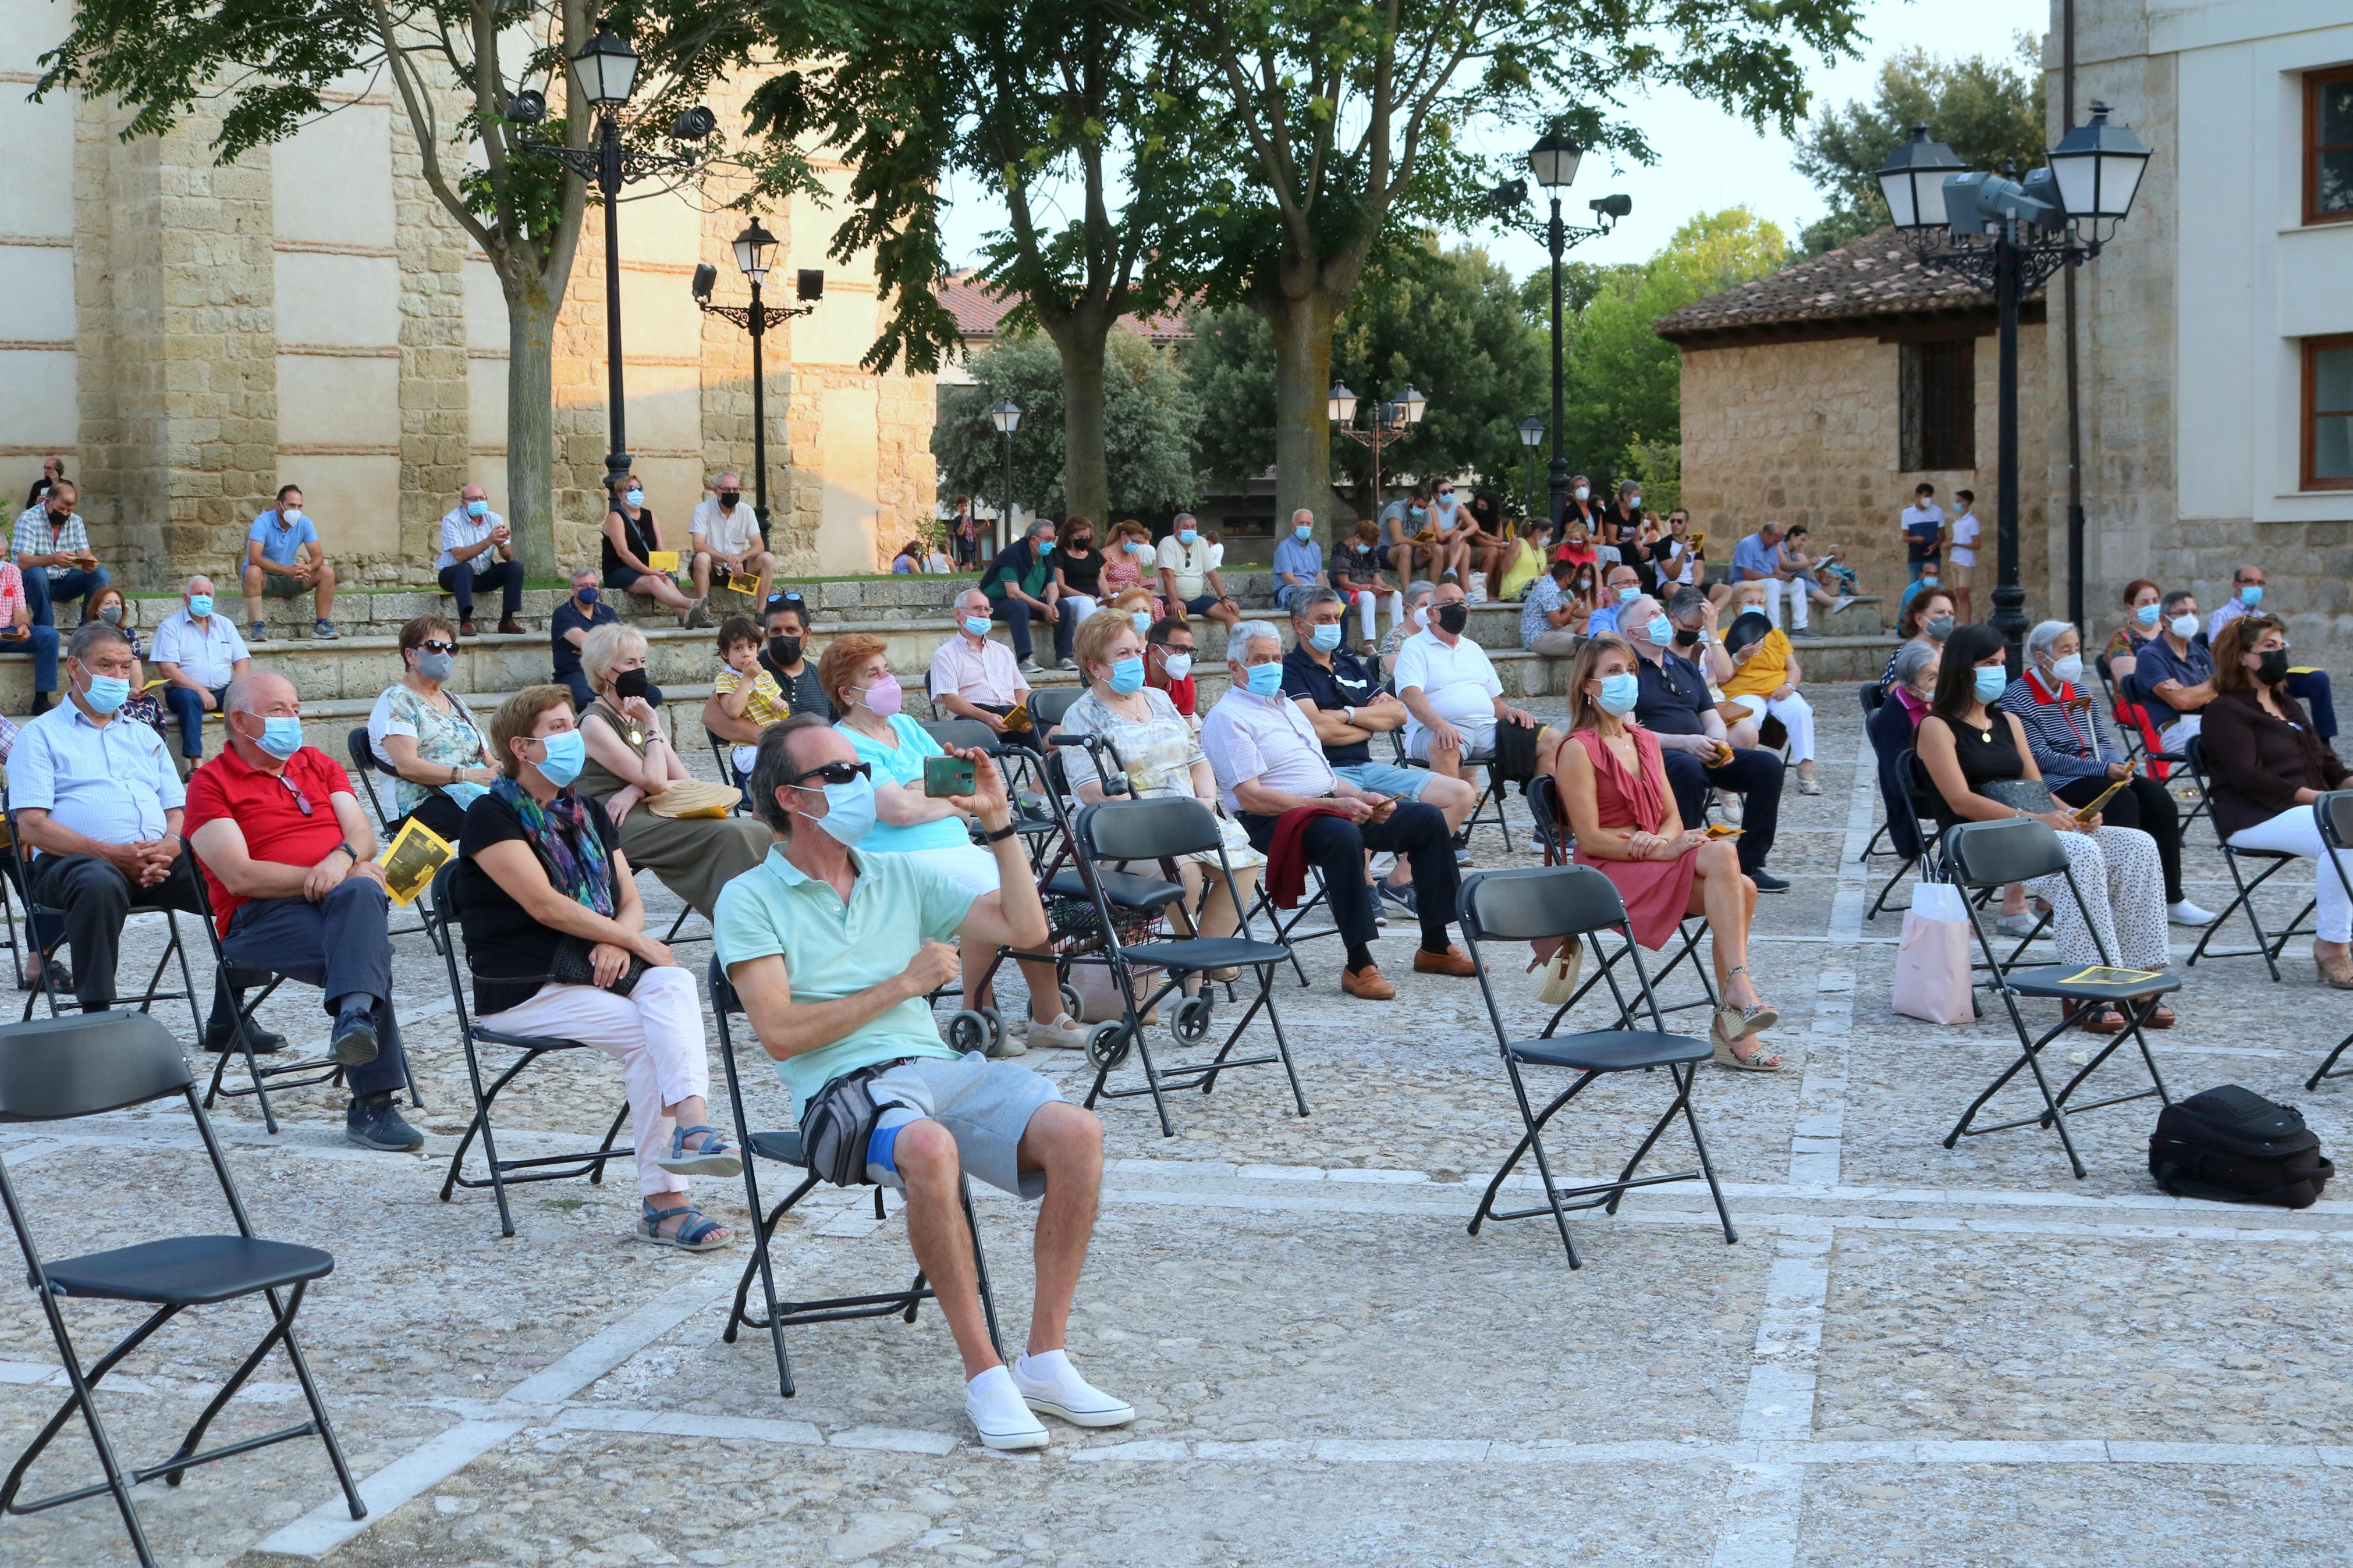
[4,692,2352,1566]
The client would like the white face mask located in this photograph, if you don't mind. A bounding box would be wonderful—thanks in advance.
[2170,613,2199,639]
[2049,652,2084,685]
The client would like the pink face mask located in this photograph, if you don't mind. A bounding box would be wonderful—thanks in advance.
[860,674,904,718]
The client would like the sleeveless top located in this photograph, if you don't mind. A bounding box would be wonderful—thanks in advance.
[1930,707,2028,826]
[602,507,661,575]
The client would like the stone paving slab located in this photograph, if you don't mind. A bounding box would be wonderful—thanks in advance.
[3,692,2352,1564]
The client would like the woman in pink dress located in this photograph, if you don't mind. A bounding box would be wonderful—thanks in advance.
[1552,633,1782,1070]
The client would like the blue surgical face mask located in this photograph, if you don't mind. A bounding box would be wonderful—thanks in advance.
[624,489,644,507]
[577,585,599,606]
[963,615,992,637]
[187,595,214,620]
[2135,602,2160,627]
[466,499,488,518]
[81,673,130,714]
[1243,662,1284,697]
[1293,525,1314,542]
[254,716,304,760]
[1309,622,1343,652]
[2240,584,2263,606]
[533,728,587,787]
[1107,655,1146,695]
[1646,615,1673,646]
[1127,540,1151,556]
[1628,494,1641,510]
[1130,610,1152,632]
[797,773,876,847]
[1972,666,2007,705]
[1178,528,1199,546]
[1920,576,1939,590]
[1595,671,1640,716]
[1617,586,1638,605]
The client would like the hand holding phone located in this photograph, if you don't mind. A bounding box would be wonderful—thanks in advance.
[923,754,977,798]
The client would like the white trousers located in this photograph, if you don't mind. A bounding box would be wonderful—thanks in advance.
[1730,690,1816,765]
[2227,806,2353,943]
[479,966,711,1197]
[1353,589,1405,642]
[2159,715,2201,753]
[1761,577,1809,631]
[1061,593,1099,625]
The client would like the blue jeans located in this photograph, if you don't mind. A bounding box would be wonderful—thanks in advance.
[163,682,229,758]
[992,597,1072,663]
[1,624,61,692]
[24,566,107,630]
[2290,670,2337,742]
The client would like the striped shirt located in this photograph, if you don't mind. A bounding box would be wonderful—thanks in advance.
[2000,670,2123,784]
[13,506,92,579]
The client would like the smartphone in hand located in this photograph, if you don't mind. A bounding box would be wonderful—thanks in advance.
[923,754,977,798]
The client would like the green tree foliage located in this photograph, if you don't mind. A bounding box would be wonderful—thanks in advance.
[1793,34,2049,254]
[1184,240,1546,515]
[935,329,1202,520]
[1563,208,1790,486]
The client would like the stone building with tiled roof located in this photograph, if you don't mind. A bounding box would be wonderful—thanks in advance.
[1654,227,2052,616]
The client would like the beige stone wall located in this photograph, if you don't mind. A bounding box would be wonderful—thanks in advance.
[1677,328,2052,617]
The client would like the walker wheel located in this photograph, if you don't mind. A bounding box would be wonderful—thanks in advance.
[946,1010,990,1054]
[979,1006,1003,1050]
[1060,983,1085,1023]
[1171,993,1215,1046]
[1086,1022,1133,1071]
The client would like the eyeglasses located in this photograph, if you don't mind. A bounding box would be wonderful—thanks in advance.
[279,775,314,816]
[416,639,458,655]
[790,761,872,787]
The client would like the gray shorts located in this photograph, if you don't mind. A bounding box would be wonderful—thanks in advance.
[865,1051,1064,1200]
[1333,761,1432,801]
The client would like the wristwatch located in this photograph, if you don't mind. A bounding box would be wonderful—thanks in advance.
[331,841,357,863]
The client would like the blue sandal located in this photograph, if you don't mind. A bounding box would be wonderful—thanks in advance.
[636,1199,732,1251]
[659,1124,742,1178]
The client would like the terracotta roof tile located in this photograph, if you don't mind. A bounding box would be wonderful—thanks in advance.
[1652,226,2045,343]
[939,268,1195,344]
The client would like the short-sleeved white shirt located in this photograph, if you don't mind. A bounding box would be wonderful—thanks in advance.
[1394,630,1502,752]
[1156,536,1215,602]
[150,610,250,689]
[690,496,762,558]
[1199,687,1337,815]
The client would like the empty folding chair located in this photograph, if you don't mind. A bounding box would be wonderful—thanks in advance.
[1938,817,2181,1179]
[1,786,208,1029]
[429,861,630,1238]
[1457,866,1737,1271]
[1027,685,1083,739]
[708,956,1003,1398]
[1069,797,1309,1137]
[0,1011,364,1565]
[2178,736,2313,979]
[2304,791,2353,1091]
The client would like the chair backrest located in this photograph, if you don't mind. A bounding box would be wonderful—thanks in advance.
[345,724,396,779]
[706,950,741,1015]
[0,1011,191,1122]
[1029,686,1082,734]
[1940,816,2069,889]
[1858,681,1886,717]
[922,717,997,753]
[1458,866,1626,944]
[2317,790,2353,855]
[1073,796,1222,862]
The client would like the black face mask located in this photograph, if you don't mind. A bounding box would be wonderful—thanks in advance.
[1435,603,1470,635]
[2256,649,2291,685]
[717,491,741,507]
[613,669,650,701]
[769,635,803,667]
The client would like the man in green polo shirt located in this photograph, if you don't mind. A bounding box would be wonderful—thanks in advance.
[715,714,1130,1452]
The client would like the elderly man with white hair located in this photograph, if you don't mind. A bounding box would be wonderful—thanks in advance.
[689,471,776,610]
[1202,620,1473,1001]
[151,574,252,766]
[931,586,1037,748]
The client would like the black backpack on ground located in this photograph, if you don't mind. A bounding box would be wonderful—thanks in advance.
[2148,1085,2334,1209]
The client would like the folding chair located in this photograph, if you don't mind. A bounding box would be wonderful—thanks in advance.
[1458,866,1736,1271]
[707,957,1005,1399]
[0,787,207,1029]
[2304,791,2353,1091]
[1069,797,1309,1136]
[1027,685,1083,738]
[1938,817,2180,1179]
[2178,735,2314,980]
[1855,683,1900,868]
[341,727,446,952]
[428,861,630,1238]
[707,730,754,813]
[1385,723,1513,852]
[0,1011,364,1563]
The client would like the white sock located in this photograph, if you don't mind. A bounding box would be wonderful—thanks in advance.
[1016,1348,1071,1381]
[968,1364,1026,1411]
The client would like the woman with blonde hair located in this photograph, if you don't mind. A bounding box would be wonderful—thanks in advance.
[574,620,767,918]
[1552,632,1781,1069]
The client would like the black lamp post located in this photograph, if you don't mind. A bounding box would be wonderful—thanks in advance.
[1328,381,1427,518]
[1877,108,2152,671]
[1517,415,1546,528]
[1489,132,1628,528]
[693,219,822,552]
[507,24,715,503]
[989,399,1022,554]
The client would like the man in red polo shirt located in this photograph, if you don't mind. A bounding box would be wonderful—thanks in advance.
[1142,616,1197,728]
[185,670,420,1152]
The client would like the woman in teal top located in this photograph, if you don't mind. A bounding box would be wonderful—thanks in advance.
[819,635,1091,1050]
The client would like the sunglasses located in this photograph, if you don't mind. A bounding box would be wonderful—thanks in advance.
[416,639,459,656]
[279,775,314,816]
[791,760,873,787]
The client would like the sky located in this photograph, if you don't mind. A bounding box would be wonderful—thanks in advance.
[933,0,2054,280]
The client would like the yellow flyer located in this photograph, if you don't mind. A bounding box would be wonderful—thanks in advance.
[645,549,681,573]
[2057,965,2166,988]
[727,570,761,595]
[378,817,456,908]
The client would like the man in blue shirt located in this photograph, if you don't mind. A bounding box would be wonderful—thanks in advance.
[239,483,339,641]
[1583,562,1644,637]
[717,716,1129,1453]
[1272,507,1327,613]
[1734,522,1812,638]
[2135,589,2218,753]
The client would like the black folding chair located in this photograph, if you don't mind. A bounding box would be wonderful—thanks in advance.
[2304,791,2353,1090]
[1458,866,1736,1271]
[1524,772,1720,1030]
[1027,685,1083,739]
[707,957,1004,1398]
[1069,797,1309,1136]
[0,1011,363,1563]
[1938,817,2180,1180]
[707,730,754,813]
[1385,722,1512,852]
[2178,735,2313,980]
[429,861,630,1237]
[1855,682,1901,869]
[0,787,207,1029]
[341,727,446,952]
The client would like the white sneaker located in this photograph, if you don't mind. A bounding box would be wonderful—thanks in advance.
[966,1366,1050,1450]
[2168,899,2218,927]
[1010,1349,1135,1429]
[1025,1012,1087,1051]
[1832,595,1855,613]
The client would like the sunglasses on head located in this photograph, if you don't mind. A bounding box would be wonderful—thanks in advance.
[791,760,873,788]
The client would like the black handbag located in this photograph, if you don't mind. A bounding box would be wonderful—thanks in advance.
[547,936,647,997]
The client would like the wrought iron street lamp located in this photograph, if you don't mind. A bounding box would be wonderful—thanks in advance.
[1518,416,1546,527]
[693,219,822,552]
[1489,133,1628,528]
[1328,381,1428,524]
[989,399,1022,554]
[507,24,715,504]
[1876,105,2151,669]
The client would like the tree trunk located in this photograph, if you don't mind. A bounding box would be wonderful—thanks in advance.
[1041,307,1113,526]
[503,276,562,585]
[1259,286,1340,543]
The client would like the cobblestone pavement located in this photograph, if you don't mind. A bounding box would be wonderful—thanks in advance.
[5,693,2352,1565]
